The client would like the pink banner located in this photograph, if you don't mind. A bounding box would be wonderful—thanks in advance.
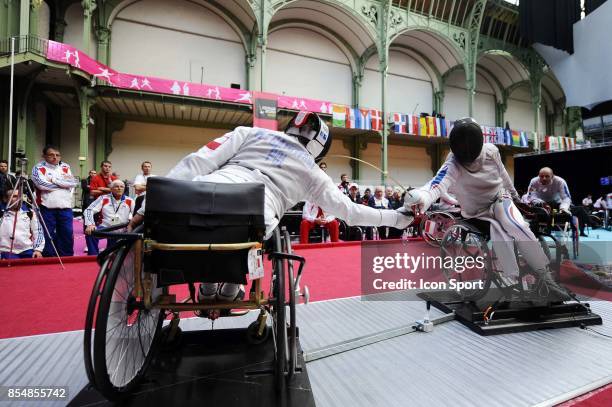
[276,95,334,115]
[45,41,253,105]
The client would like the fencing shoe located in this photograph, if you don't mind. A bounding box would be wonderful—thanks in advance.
[198,283,219,302]
[535,268,572,302]
[217,283,246,302]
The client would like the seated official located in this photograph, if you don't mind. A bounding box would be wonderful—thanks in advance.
[525,167,590,237]
[0,189,44,259]
[84,180,134,255]
[300,200,339,243]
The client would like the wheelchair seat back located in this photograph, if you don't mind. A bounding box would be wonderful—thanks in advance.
[144,177,266,286]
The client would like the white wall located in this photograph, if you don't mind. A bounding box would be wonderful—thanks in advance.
[110,0,245,87]
[444,69,496,124]
[266,28,352,105]
[361,52,433,113]
[323,139,352,185]
[358,143,432,188]
[506,85,535,132]
[108,121,227,181]
[63,2,97,58]
[37,2,50,39]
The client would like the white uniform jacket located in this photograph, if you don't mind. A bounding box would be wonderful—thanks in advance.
[0,207,45,253]
[31,161,78,209]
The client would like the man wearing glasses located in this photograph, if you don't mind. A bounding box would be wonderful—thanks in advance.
[31,145,78,256]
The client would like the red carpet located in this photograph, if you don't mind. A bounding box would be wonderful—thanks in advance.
[0,242,366,339]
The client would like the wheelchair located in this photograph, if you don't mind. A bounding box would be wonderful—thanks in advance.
[439,206,572,304]
[84,178,307,401]
[519,202,578,260]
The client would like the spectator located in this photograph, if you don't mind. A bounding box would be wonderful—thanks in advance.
[393,187,403,206]
[348,183,361,203]
[369,186,391,239]
[0,189,44,259]
[0,160,16,198]
[582,194,593,209]
[338,174,350,195]
[31,145,78,257]
[133,161,156,196]
[318,162,327,172]
[81,169,97,209]
[84,180,134,255]
[386,186,401,209]
[90,160,117,199]
[299,200,339,243]
[361,188,372,205]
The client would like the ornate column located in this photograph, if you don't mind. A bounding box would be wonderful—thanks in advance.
[54,19,66,42]
[19,0,30,37]
[81,0,96,55]
[96,27,110,65]
[78,86,96,178]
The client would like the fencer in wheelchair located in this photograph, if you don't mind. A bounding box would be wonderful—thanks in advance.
[404,118,571,301]
[86,111,414,400]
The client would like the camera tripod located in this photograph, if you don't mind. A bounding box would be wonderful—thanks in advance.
[2,157,65,268]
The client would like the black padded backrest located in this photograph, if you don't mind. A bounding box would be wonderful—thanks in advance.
[143,177,266,285]
[144,177,266,244]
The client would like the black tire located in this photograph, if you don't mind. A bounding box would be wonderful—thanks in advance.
[272,231,287,391]
[92,240,165,401]
[283,229,297,381]
[246,321,270,345]
[440,223,492,302]
[84,254,115,387]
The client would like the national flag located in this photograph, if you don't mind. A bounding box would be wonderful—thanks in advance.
[511,130,520,146]
[370,109,382,131]
[426,116,435,136]
[348,108,357,129]
[411,115,419,135]
[435,118,441,137]
[424,219,437,235]
[503,127,512,145]
[332,104,348,128]
[440,118,447,137]
[519,131,529,147]
[567,137,575,149]
[419,116,427,136]
[359,109,371,130]
[392,113,406,133]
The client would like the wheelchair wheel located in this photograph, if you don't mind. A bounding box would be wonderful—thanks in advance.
[84,254,116,388]
[440,223,492,301]
[589,214,603,230]
[271,230,287,391]
[283,229,298,381]
[421,211,456,247]
[92,240,166,400]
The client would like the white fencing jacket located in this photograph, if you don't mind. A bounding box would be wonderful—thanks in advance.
[302,201,335,222]
[84,194,134,228]
[161,127,403,237]
[31,161,78,209]
[417,143,519,219]
[0,208,45,254]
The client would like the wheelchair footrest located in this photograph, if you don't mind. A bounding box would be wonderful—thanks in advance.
[418,289,602,336]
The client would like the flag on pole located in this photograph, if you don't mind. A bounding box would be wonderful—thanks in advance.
[519,131,528,147]
[332,104,348,128]
[419,116,427,136]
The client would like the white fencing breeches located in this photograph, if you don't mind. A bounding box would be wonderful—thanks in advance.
[486,196,550,278]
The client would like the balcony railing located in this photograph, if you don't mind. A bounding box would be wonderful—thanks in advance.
[0,35,48,58]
